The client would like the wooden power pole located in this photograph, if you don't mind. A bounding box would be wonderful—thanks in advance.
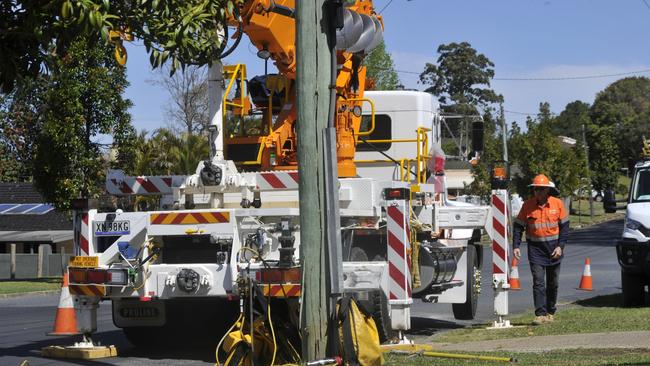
[296,0,333,361]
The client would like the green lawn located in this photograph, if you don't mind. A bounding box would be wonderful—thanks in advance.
[569,199,624,228]
[430,293,650,344]
[0,277,62,295]
[384,293,650,365]
[386,348,650,366]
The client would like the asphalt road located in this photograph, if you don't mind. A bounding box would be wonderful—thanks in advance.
[410,218,625,336]
[0,219,625,365]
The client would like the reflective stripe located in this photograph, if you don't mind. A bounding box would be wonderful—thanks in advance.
[527,234,559,242]
[514,218,526,226]
[530,222,558,229]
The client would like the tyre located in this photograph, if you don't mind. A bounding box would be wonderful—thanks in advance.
[452,245,480,320]
[621,270,646,307]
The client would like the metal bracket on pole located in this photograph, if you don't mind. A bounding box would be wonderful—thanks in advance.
[323,127,343,295]
[487,189,512,329]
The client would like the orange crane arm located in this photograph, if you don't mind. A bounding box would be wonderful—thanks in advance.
[227,0,383,176]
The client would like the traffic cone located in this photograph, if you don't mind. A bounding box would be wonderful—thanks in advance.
[577,258,593,291]
[508,257,522,290]
[47,273,79,336]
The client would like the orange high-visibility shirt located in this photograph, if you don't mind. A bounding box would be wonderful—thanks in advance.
[515,196,569,243]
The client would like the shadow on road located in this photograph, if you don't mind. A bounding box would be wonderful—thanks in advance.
[406,317,465,336]
[0,329,222,365]
[575,293,625,308]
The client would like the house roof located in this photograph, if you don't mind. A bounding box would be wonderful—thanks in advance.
[0,231,72,243]
[0,183,72,234]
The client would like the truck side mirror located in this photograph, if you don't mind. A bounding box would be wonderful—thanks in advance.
[471,121,484,153]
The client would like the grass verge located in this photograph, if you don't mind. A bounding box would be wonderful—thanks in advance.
[431,293,650,344]
[386,348,650,366]
[0,277,62,295]
[569,199,624,228]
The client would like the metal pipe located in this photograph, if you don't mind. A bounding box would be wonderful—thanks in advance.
[208,61,225,161]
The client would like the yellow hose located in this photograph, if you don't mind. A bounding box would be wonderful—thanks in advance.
[391,350,515,363]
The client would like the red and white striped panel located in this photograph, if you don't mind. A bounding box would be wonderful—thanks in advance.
[386,202,412,301]
[255,171,300,190]
[491,191,508,276]
[106,176,184,196]
[73,212,90,256]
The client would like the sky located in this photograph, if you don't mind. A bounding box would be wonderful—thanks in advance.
[123,0,650,133]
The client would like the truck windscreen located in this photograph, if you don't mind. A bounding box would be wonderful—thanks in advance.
[632,168,650,202]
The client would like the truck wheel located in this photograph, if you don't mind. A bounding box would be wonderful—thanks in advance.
[452,245,479,320]
[622,270,646,307]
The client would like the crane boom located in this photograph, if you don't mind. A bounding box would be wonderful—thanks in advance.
[226,0,383,177]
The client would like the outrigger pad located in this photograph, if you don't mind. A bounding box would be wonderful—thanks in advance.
[41,345,118,359]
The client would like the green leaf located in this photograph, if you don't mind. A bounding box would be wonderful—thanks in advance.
[61,1,72,19]
[100,26,109,41]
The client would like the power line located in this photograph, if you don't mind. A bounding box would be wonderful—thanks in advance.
[493,69,650,81]
[643,0,650,10]
[393,68,650,81]
[378,0,395,14]
[504,109,541,117]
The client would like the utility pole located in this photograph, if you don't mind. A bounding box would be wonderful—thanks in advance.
[296,0,332,361]
[500,105,508,163]
[582,124,594,219]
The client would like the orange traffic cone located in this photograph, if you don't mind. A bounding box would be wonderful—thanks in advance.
[577,258,593,291]
[508,257,522,290]
[47,273,79,336]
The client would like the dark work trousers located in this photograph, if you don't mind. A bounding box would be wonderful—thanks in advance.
[530,262,562,316]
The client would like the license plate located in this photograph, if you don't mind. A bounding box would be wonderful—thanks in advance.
[120,307,160,318]
[69,256,99,268]
[94,220,130,236]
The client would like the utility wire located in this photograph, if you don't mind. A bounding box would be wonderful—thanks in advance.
[394,68,650,81]
[504,109,547,117]
[378,0,395,14]
[493,68,650,81]
[643,0,650,10]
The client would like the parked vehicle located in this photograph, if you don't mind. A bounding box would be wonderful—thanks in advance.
[64,0,502,347]
[616,140,650,306]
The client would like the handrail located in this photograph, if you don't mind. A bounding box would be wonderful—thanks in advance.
[357,126,433,185]
[351,98,376,137]
[239,136,267,165]
[223,64,247,120]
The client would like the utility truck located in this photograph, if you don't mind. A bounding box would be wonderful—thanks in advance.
[617,137,650,306]
[66,0,496,348]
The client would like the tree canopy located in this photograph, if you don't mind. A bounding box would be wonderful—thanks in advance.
[420,42,503,110]
[590,77,650,166]
[1,36,136,208]
[1,0,240,93]
[550,100,590,140]
[363,41,400,91]
[508,103,588,198]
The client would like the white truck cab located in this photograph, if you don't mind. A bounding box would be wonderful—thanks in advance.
[356,91,442,182]
[622,159,650,242]
[617,158,650,306]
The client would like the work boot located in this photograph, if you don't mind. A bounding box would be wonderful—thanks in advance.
[532,315,547,325]
[545,314,555,323]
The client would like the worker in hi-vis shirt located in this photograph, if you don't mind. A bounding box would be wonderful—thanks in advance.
[513,174,569,325]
